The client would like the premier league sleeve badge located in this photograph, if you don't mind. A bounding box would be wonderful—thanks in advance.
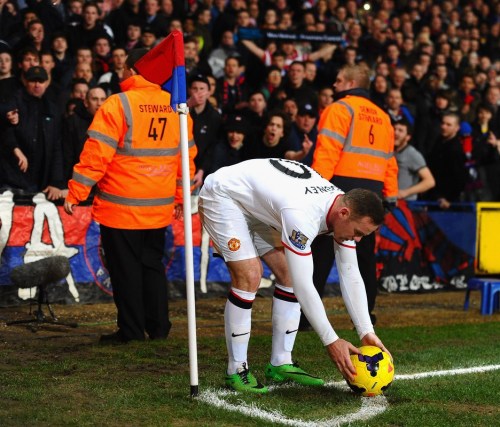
[289,229,309,251]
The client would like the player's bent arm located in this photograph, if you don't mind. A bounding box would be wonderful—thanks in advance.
[284,247,359,380]
[284,248,337,344]
[334,240,374,339]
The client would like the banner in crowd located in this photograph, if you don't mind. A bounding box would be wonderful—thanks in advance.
[237,28,345,44]
[0,192,476,306]
[377,201,476,292]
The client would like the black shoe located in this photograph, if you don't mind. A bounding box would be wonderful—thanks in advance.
[98,331,129,344]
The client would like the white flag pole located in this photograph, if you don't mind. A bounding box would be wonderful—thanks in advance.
[177,102,199,397]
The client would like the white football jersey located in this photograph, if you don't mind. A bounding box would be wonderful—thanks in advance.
[203,158,374,345]
[206,158,341,253]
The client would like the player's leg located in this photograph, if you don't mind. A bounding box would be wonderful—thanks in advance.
[199,189,268,393]
[224,258,262,374]
[260,246,324,386]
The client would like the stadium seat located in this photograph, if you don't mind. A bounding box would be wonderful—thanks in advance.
[464,278,493,315]
[486,281,500,315]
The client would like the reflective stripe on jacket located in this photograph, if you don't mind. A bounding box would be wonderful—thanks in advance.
[312,94,398,198]
[67,75,197,229]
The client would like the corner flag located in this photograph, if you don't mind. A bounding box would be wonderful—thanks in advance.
[134,29,186,109]
[135,30,199,397]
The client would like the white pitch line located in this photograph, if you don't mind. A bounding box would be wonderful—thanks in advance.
[198,364,500,427]
[394,364,500,381]
[197,388,387,427]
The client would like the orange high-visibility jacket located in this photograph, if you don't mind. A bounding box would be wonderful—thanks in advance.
[312,94,398,198]
[66,75,197,229]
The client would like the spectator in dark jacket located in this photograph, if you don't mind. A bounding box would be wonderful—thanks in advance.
[286,102,318,166]
[1,66,65,199]
[62,86,107,182]
[211,114,251,172]
[67,2,110,50]
[188,73,223,188]
[426,113,468,208]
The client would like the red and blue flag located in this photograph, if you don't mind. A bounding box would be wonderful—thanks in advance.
[134,30,186,110]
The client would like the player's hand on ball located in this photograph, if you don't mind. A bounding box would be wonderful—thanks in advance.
[361,332,392,361]
[326,339,361,382]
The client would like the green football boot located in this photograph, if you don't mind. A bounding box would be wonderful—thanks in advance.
[225,363,269,394]
[265,362,324,386]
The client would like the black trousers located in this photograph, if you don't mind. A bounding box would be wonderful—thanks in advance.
[299,232,378,327]
[100,225,171,341]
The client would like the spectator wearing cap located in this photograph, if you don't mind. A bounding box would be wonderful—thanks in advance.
[1,66,65,199]
[188,73,223,189]
[286,102,318,166]
[211,114,250,173]
[138,25,158,49]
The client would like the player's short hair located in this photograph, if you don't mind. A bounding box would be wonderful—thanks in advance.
[340,64,371,90]
[343,189,385,225]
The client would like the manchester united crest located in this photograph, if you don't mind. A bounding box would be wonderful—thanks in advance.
[227,238,241,251]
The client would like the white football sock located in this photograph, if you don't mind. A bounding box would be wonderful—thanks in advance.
[271,284,300,367]
[225,287,256,375]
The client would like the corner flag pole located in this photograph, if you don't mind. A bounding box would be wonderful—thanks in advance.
[178,102,199,397]
[133,30,199,396]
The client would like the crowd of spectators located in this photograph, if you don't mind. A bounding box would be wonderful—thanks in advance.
[1,0,499,203]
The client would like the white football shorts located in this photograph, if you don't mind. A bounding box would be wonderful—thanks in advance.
[198,186,281,262]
